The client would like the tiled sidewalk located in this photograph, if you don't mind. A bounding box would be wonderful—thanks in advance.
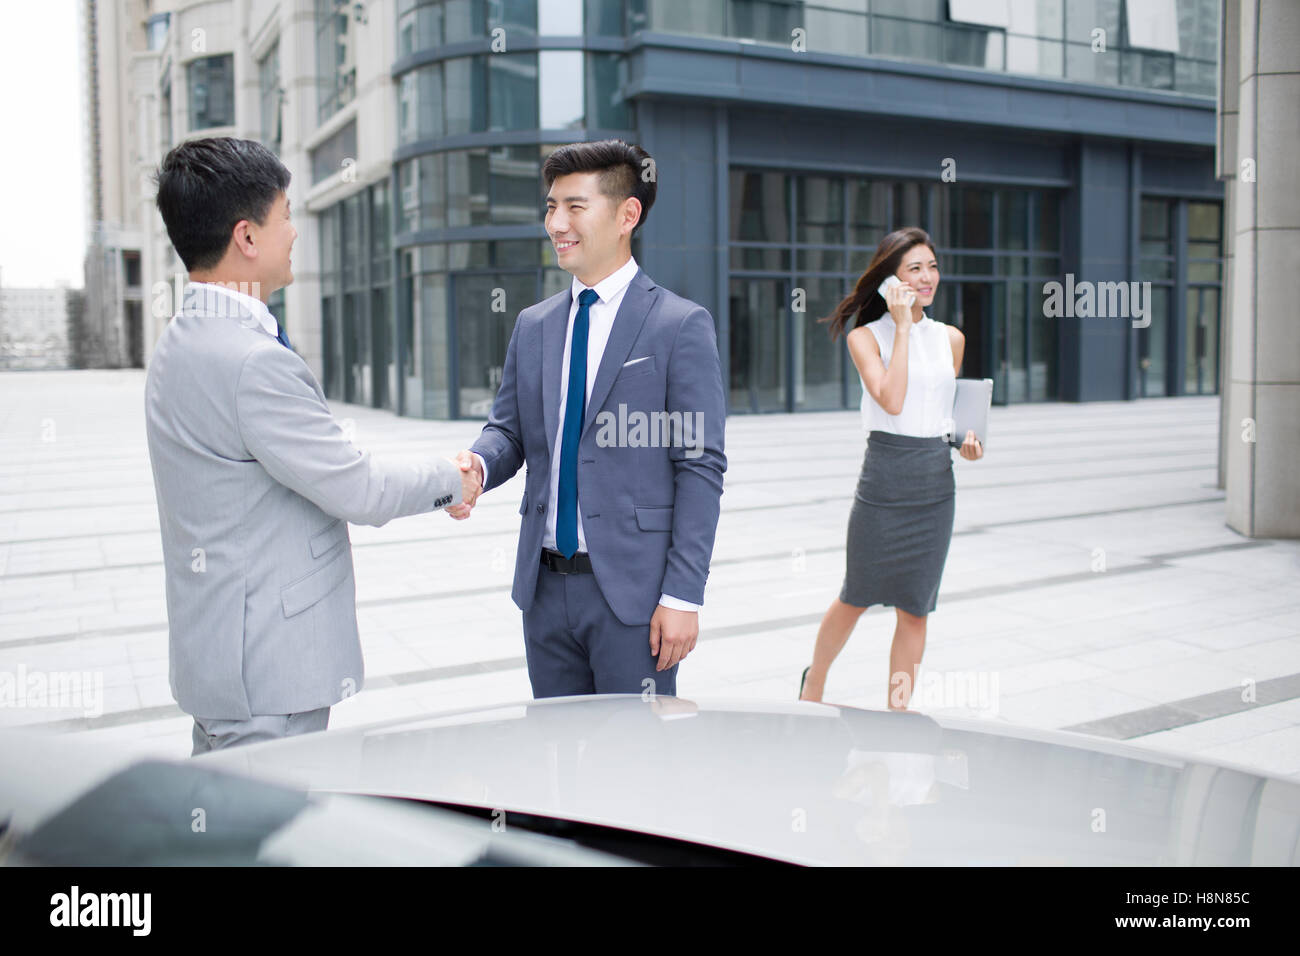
[1,370,1297,780]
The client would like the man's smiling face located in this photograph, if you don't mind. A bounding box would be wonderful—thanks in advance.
[544,171,638,287]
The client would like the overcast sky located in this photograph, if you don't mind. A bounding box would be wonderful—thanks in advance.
[0,1,86,288]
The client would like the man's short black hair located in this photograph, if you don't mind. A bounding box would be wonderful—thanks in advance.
[153,137,291,271]
[542,139,656,236]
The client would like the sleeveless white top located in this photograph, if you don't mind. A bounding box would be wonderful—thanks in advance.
[859,313,957,438]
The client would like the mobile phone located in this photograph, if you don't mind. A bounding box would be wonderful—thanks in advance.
[877,275,903,300]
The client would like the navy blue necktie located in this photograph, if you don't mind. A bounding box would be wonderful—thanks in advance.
[275,323,292,351]
[556,288,599,558]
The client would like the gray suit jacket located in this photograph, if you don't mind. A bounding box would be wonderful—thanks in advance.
[470,269,727,626]
[145,289,462,720]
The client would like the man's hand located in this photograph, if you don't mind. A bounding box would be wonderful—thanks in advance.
[446,449,483,520]
[649,605,699,671]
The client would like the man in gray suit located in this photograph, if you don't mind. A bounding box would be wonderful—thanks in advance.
[146,138,479,755]
[455,140,727,698]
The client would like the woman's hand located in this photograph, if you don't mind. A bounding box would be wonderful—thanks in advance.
[886,281,916,326]
[959,430,983,461]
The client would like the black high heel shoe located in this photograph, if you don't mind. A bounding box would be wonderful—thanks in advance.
[799,666,810,700]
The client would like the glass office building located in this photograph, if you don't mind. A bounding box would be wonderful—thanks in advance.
[314,0,1223,417]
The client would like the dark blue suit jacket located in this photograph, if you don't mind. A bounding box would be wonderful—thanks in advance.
[471,268,727,626]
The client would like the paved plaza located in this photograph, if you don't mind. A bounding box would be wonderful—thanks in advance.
[1,370,1297,781]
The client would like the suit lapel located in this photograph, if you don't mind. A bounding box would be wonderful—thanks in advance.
[541,291,572,452]
[584,271,657,436]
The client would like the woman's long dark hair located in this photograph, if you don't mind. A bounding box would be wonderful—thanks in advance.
[820,227,937,340]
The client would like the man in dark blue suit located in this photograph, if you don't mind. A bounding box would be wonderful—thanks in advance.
[454,140,727,698]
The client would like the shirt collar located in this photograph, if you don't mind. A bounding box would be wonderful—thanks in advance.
[570,255,639,307]
[185,281,279,337]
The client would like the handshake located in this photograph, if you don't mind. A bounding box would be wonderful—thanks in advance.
[445,449,483,521]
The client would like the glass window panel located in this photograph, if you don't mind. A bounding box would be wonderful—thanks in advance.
[848,180,888,246]
[1187,260,1220,282]
[794,277,847,411]
[1173,55,1215,96]
[892,183,926,231]
[805,4,869,57]
[539,0,581,33]
[1138,286,1171,396]
[1030,303,1057,400]
[188,55,235,129]
[796,176,844,244]
[457,272,537,417]
[848,248,876,273]
[1184,285,1219,395]
[649,0,725,35]
[489,0,538,36]
[1140,199,1171,240]
[538,50,584,129]
[998,190,1028,250]
[490,53,539,131]
[944,23,1003,69]
[442,0,486,43]
[1187,202,1221,241]
[371,181,391,266]
[397,2,441,56]
[1006,280,1027,403]
[397,63,443,144]
[954,255,995,275]
[953,188,994,248]
[416,269,451,417]
[446,149,479,227]
[728,278,788,413]
[1139,258,1173,281]
[1027,255,1060,277]
[492,239,542,267]
[796,248,844,272]
[1065,40,1120,85]
[1126,0,1179,53]
[444,56,486,134]
[543,267,570,298]
[731,171,789,242]
[587,53,632,128]
[489,144,543,223]
[731,0,803,44]
[872,14,943,63]
[1123,49,1174,90]
[342,193,365,289]
[1033,191,1061,251]
[731,247,791,271]
[1066,0,1121,38]
[587,0,627,36]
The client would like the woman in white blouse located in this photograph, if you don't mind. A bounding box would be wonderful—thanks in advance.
[800,227,983,710]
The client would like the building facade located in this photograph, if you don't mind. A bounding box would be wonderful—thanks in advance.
[100,0,1224,416]
[0,284,72,371]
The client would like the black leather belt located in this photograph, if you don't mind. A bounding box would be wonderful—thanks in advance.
[541,548,593,574]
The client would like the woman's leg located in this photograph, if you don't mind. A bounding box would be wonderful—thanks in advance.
[887,608,927,710]
[800,598,868,702]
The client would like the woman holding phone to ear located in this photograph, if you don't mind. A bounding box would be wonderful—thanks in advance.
[799,227,983,710]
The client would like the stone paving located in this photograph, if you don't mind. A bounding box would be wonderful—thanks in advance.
[1,370,1297,781]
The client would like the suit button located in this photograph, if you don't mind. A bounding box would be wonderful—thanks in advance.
[535,504,544,514]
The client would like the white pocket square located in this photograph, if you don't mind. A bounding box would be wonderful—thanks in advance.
[622,356,651,368]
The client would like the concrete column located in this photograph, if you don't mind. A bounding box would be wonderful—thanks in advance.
[1221,0,1300,538]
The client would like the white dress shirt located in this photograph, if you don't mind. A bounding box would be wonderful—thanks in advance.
[186,281,281,339]
[477,255,700,613]
[861,313,957,438]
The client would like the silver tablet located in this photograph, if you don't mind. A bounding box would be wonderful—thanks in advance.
[945,378,993,448]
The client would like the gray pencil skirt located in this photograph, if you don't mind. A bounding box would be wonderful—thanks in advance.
[839,430,956,617]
